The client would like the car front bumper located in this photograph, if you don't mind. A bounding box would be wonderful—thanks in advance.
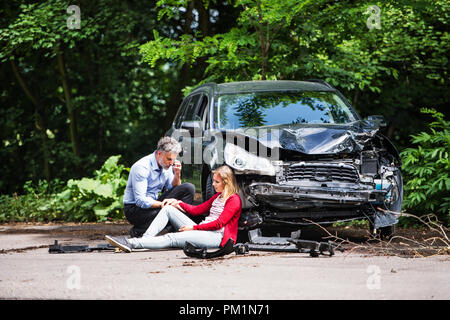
[248,182,387,206]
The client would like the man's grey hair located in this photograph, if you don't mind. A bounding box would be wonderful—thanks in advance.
[156,136,182,154]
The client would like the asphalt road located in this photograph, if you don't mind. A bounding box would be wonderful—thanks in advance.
[0,223,449,300]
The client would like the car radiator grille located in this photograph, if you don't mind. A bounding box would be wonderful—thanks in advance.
[285,163,359,183]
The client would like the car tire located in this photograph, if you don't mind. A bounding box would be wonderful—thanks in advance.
[370,169,403,240]
[388,169,404,212]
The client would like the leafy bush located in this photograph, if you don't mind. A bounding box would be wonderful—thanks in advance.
[49,155,129,222]
[0,178,66,222]
[0,194,55,222]
[23,178,65,196]
[0,155,129,223]
[400,108,450,225]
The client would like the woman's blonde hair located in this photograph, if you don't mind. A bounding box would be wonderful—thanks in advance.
[212,165,240,200]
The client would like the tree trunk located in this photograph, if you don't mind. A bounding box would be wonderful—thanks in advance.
[256,1,267,80]
[352,89,359,108]
[261,56,267,80]
[387,120,396,139]
[10,59,51,182]
[84,46,103,154]
[195,0,210,36]
[56,48,81,158]
[194,0,211,80]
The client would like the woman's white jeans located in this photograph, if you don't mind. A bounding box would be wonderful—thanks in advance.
[128,205,222,249]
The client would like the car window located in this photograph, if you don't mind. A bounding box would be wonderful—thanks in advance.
[198,95,209,130]
[183,94,202,122]
[215,91,357,129]
[174,98,190,129]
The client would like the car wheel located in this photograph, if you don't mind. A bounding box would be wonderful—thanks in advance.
[387,169,404,212]
[370,169,403,240]
[203,172,216,201]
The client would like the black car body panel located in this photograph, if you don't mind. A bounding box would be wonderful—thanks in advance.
[167,80,403,233]
[236,120,382,154]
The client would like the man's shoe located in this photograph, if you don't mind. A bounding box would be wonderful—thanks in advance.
[105,235,133,253]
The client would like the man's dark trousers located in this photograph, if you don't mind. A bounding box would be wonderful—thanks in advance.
[124,183,195,238]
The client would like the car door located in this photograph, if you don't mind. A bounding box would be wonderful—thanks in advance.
[191,94,209,191]
[176,93,203,189]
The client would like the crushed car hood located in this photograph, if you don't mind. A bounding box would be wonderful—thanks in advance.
[233,120,381,155]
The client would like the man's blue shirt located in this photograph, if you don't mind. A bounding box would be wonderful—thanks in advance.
[123,152,174,208]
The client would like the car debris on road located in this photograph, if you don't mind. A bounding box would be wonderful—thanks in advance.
[48,228,344,258]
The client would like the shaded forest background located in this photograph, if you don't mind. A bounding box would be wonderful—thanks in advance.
[0,0,448,202]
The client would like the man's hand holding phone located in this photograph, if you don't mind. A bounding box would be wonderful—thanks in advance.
[173,160,182,176]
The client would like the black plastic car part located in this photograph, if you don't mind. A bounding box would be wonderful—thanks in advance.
[49,240,116,253]
[287,239,337,257]
[183,239,249,259]
[246,228,342,257]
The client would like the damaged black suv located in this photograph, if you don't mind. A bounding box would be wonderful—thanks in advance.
[167,80,403,238]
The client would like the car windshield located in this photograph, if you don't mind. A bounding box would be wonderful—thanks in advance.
[215,91,357,129]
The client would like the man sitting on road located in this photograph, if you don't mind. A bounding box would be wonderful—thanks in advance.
[123,136,195,238]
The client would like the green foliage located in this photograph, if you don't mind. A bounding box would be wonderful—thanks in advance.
[141,0,449,88]
[294,0,450,92]
[0,0,100,61]
[332,219,369,228]
[400,108,450,224]
[23,178,65,196]
[0,1,167,194]
[0,178,65,222]
[141,0,313,82]
[0,194,54,223]
[50,155,129,221]
[0,155,129,223]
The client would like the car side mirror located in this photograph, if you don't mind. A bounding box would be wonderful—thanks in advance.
[366,115,387,127]
[180,120,203,137]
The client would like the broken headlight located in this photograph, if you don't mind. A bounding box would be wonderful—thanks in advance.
[224,143,276,175]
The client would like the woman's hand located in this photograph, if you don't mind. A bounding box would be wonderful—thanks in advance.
[179,225,194,232]
[170,200,186,212]
[161,198,178,207]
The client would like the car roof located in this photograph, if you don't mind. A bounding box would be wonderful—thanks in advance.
[192,80,335,95]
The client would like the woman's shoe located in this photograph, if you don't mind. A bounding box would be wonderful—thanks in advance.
[105,235,133,253]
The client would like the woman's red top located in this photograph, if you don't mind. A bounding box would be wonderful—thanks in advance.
[179,192,242,247]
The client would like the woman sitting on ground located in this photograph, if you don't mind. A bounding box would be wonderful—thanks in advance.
[105,165,242,252]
